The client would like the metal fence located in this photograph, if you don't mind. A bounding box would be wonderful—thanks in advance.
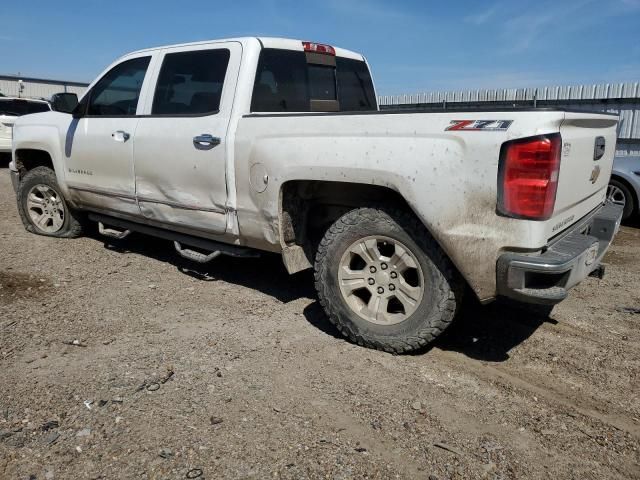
[378,82,640,105]
[0,75,88,101]
[378,82,640,143]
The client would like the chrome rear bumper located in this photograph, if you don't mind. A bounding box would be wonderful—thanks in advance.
[497,202,623,305]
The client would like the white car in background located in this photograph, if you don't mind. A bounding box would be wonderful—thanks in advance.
[0,97,51,153]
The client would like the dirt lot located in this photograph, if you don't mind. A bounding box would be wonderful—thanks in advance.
[0,162,638,480]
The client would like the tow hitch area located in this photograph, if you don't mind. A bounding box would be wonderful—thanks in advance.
[497,202,623,305]
[588,264,606,279]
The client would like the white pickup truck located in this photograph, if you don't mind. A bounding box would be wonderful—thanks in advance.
[9,37,623,353]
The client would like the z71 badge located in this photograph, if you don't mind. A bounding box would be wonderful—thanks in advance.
[445,120,513,131]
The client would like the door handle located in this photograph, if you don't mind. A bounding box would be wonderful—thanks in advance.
[193,134,221,150]
[112,130,130,142]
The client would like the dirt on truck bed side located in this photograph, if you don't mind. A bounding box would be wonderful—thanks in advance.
[0,162,639,480]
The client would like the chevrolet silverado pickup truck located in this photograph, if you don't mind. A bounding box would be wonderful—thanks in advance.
[9,37,623,353]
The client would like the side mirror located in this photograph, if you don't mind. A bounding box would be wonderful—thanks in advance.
[71,101,85,119]
[51,92,79,114]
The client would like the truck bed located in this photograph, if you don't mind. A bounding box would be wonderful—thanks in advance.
[235,109,618,300]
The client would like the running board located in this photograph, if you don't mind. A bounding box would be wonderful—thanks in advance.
[98,221,131,240]
[88,213,258,262]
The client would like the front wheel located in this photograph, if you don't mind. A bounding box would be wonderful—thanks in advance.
[314,207,463,353]
[16,166,84,238]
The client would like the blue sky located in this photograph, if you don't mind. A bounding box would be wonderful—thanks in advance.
[1,0,639,95]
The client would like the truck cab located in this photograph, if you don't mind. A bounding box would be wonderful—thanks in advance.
[10,38,376,234]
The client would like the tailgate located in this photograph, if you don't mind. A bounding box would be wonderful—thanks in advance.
[547,112,618,236]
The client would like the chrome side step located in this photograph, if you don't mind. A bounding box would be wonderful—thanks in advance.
[174,241,222,264]
[88,213,259,263]
[98,221,131,240]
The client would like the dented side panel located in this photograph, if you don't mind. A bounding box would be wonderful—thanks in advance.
[132,41,244,234]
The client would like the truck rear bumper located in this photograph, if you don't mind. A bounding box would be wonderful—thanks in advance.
[496,202,623,305]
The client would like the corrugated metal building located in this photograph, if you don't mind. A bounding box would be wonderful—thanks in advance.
[378,82,640,158]
[0,75,88,100]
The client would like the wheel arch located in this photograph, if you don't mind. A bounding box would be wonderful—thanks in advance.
[277,179,466,289]
[14,148,55,177]
[13,142,77,209]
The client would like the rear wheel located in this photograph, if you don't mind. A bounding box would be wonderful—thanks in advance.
[314,207,463,353]
[607,178,635,220]
[16,166,83,238]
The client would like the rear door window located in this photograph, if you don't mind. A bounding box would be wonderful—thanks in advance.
[0,100,19,116]
[25,101,50,114]
[0,99,50,116]
[152,49,231,115]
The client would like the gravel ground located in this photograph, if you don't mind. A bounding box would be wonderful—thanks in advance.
[0,161,639,480]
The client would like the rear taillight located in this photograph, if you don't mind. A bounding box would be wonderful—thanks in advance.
[302,41,336,56]
[497,134,561,220]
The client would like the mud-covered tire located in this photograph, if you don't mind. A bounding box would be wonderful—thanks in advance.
[314,207,463,354]
[16,166,83,238]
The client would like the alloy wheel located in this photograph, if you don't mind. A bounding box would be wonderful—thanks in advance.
[338,236,425,325]
[26,184,65,233]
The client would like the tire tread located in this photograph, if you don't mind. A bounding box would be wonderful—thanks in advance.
[314,206,461,354]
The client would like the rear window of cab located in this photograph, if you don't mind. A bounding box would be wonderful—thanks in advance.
[251,48,377,113]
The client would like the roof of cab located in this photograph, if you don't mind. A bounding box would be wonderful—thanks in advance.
[127,37,364,61]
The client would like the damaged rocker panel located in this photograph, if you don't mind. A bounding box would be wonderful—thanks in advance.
[67,185,227,215]
[136,195,226,214]
[67,184,136,201]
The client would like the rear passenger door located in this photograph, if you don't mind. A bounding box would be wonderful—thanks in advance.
[133,42,241,234]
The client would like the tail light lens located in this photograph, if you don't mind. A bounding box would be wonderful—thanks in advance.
[498,134,561,220]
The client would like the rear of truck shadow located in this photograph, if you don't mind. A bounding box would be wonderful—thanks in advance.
[303,298,554,362]
[431,299,556,362]
[94,230,554,362]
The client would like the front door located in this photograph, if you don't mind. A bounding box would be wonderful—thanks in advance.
[64,55,153,216]
[133,42,241,234]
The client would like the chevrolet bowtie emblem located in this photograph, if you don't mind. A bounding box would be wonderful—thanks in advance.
[590,165,601,184]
